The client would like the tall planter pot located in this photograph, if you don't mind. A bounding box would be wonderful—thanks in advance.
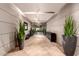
[17,36,24,50]
[18,39,24,50]
[62,35,77,56]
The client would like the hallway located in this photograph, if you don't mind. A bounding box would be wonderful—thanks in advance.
[7,34,64,56]
[0,3,79,56]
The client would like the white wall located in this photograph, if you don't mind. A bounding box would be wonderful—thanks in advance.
[0,3,31,55]
[47,3,79,55]
[0,4,23,55]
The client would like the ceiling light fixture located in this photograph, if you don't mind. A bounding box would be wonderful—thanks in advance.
[23,11,55,14]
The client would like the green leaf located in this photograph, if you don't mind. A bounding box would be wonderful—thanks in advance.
[18,21,25,42]
[64,16,76,37]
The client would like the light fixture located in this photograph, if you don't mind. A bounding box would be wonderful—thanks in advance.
[23,11,55,14]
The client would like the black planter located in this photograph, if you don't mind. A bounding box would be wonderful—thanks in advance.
[62,35,77,56]
[17,38,24,50]
[18,41,24,50]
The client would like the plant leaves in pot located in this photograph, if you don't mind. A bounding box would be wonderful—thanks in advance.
[63,16,77,56]
[17,21,25,50]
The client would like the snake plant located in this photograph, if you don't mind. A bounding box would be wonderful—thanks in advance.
[64,16,76,37]
[18,21,25,42]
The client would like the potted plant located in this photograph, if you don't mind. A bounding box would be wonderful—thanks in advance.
[17,21,25,50]
[63,16,77,56]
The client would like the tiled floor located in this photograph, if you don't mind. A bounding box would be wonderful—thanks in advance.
[6,34,65,56]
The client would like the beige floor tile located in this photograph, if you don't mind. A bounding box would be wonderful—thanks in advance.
[7,34,65,56]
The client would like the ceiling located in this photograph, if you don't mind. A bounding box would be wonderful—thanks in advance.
[13,3,66,24]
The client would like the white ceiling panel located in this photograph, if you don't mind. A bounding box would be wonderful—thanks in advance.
[12,3,66,24]
[25,14,54,23]
[14,3,65,13]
